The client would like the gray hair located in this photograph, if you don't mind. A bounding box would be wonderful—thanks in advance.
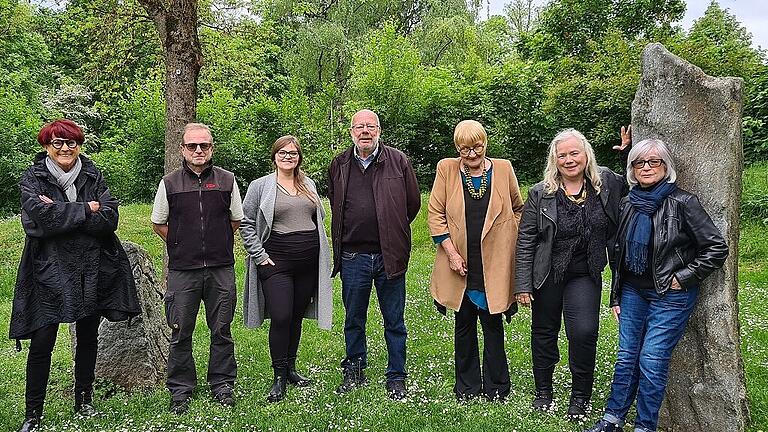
[626,138,677,188]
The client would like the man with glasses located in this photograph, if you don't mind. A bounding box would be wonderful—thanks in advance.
[151,123,244,414]
[328,109,421,400]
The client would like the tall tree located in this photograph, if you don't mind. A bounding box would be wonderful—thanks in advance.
[138,0,203,173]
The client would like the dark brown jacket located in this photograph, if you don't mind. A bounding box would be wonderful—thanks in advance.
[328,144,421,278]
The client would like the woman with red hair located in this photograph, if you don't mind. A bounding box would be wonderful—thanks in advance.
[10,119,140,431]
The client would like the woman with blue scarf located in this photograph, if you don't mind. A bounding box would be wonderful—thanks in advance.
[585,138,728,432]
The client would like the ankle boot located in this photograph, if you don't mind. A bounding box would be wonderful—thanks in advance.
[266,367,288,403]
[531,389,554,411]
[287,358,312,387]
[532,366,555,411]
[74,390,96,416]
[567,395,590,419]
[18,410,41,432]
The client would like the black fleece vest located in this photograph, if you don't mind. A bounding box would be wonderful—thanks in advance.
[163,163,236,270]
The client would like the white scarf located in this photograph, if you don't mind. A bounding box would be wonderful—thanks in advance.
[45,156,82,202]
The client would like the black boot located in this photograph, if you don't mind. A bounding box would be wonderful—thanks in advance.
[532,366,555,411]
[531,389,554,411]
[335,362,367,394]
[287,358,312,387]
[567,395,590,420]
[18,410,41,432]
[266,367,288,403]
[74,390,96,416]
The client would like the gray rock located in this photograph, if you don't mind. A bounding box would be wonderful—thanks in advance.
[72,241,169,391]
[631,43,749,431]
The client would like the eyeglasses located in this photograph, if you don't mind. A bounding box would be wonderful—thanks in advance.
[182,142,212,152]
[351,124,380,132]
[458,144,485,157]
[631,159,665,169]
[50,139,79,149]
[277,150,299,160]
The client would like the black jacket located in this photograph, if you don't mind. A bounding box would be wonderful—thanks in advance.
[10,153,140,340]
[327,144,421,278]
[515,167,628,294]
[609,187,728,306]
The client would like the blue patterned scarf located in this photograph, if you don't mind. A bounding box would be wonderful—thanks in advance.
[624,181,677,274]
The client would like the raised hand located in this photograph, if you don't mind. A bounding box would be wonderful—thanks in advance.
[613,124,632,151]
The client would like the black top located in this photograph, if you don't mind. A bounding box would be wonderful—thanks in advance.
[463,171,491,291]
[341,159,381,253]
[621,224,655,290]
[550,181,609,284]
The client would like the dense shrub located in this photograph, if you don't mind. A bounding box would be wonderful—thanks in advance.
[0,89,42,215]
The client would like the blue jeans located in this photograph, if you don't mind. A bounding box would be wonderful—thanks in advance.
[340,252,407,381]
[603,283,699,432]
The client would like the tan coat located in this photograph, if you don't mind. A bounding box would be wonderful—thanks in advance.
[428,158,524,314]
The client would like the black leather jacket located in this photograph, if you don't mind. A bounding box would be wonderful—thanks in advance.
[609,187,728,306]
[515,167,628,294]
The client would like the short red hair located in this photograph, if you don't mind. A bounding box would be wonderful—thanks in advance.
[37,119,85,147]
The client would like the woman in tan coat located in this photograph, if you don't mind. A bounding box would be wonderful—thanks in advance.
[428,120,524,401]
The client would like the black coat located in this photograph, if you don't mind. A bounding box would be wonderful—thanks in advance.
[514,167,628,294]
[10,153,141,340]
[609,188,729,306]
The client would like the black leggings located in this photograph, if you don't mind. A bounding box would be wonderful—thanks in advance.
[25,314,100,416]
[531,274,601,398]
[259,231,319,369]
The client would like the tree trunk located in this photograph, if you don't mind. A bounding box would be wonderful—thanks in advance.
[138,0,202,175]
[631,42,749,432]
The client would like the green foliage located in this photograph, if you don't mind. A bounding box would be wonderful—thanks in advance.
[0,0,52,100]
[198,22,286,100]
[1,0,767,215]
[529,0,684,59]
[477,60,553,182]
[97,80,165,203]
[346,24,475,186]
[0,88,42,215]
[34,0,162,131]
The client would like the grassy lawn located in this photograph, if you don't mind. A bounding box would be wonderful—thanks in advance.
[0,169,765,431]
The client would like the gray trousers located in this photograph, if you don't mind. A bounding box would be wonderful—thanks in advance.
[165,266,237,400]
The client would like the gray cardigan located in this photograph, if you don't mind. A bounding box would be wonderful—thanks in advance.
[240,172,333,330]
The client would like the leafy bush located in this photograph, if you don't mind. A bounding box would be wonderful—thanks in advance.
[99,80,165,203]
[0,88,42,215]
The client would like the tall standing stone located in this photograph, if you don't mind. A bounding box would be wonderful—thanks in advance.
[631,43,749,431]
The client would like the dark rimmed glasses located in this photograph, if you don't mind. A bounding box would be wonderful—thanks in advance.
[458,144,485,157]
[182,142,213,152]
[50,139,79,149]
[631,159,665,169]
[277,150,299,160]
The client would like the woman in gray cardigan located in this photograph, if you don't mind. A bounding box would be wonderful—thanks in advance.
[240,135,332,403]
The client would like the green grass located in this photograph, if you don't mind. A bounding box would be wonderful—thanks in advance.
[0,184,766,431]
